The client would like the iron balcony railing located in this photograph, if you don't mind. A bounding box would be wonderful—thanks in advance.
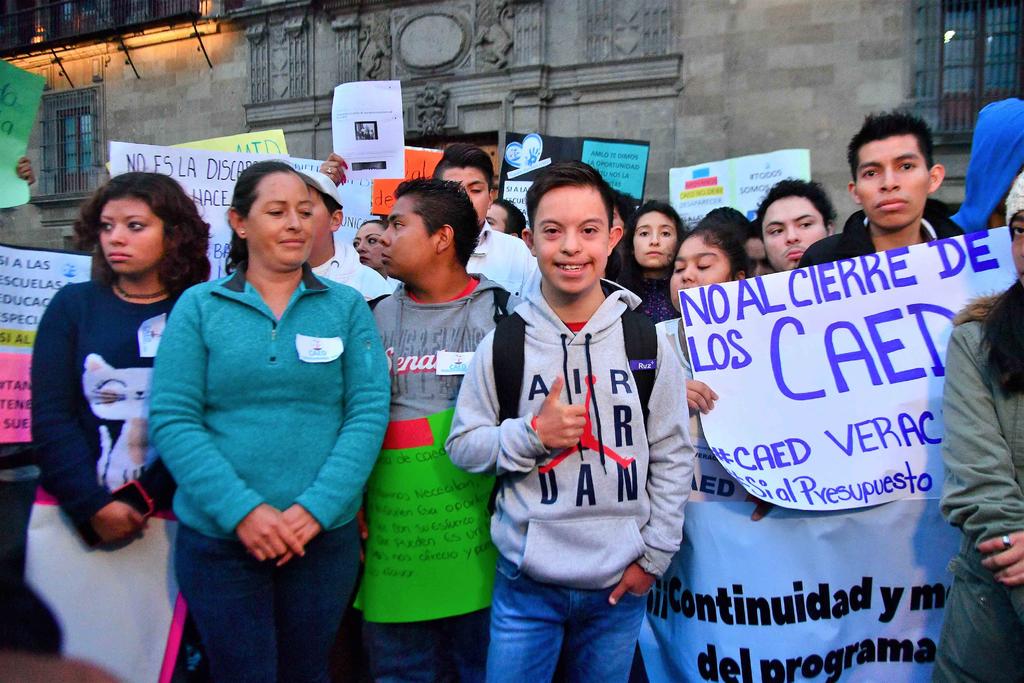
[0,0,206,56]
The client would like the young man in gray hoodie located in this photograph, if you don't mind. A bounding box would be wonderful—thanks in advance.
[446,162,694,682]
[362,178,517,682]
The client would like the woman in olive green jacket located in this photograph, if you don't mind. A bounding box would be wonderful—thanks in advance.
[935,193,1024,682]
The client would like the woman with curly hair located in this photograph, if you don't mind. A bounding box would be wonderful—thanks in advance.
[31,171,210,546]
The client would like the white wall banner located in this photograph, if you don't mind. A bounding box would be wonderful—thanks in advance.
[109,142,375,279]
[640,499,959,682]
[26,503,183,683]
[680,229,1015,510]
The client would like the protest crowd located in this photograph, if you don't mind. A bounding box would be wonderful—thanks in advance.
[1,76,1024,683]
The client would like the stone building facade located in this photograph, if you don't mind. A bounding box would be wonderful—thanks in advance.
[2,0,1020,248]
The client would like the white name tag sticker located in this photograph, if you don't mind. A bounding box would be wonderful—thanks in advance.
[436,350,473,376]
[137,313,167,358]
[295,334,343,363]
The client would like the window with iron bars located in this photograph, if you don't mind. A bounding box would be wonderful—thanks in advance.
[38,87,103,197]
[913,0,1023,135]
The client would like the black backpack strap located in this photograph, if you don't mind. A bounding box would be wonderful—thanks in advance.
[492,312,526,422]
[489,311,526,514]
[367,294,389,310]
[491,287,512,324]
[621,308,658,429]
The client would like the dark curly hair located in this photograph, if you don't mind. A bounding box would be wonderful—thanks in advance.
[73,172,210,296]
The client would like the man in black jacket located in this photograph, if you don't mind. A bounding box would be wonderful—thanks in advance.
[801,112,961,267]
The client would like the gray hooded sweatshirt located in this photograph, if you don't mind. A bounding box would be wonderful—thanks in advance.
[446,280,694,590]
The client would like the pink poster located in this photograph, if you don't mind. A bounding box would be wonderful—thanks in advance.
[0,352,31,441]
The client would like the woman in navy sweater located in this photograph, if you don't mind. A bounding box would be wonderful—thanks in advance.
[31,172,209,545]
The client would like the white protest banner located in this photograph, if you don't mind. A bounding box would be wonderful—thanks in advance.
[26,502,183,683]
[0,244,90,441]
[283,155,376,244]
[680,229,1015,511]
[108,142,375,278]
[669,150,810,226]
[332,80,405,180]
[639,498,958,683]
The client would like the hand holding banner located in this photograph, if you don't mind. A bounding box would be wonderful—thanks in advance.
[0,60,45,208]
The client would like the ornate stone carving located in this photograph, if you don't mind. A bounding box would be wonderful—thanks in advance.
[246,14,310,104]
[513,1,543,66]
[414,86,449,136]
[400,14,466,69]
[358,13,392,80]
[391,4,473,78]
[245,22,269,103]
[331,15,360,84]
[475,0,514,70]
[584,0,671,61]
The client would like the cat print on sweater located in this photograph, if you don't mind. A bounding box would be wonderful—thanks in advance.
[81,353,156,489]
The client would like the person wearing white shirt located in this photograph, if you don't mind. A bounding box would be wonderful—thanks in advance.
[432,143,537,297]
[300,171,394,300]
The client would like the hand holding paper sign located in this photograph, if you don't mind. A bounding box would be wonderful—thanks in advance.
[0,61,45,208]
[320,153,349,186]
[532,376,586,449]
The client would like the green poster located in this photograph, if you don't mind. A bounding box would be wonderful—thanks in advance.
[581,140,650,199]
[358,408,497,622]
[0,61,44,209]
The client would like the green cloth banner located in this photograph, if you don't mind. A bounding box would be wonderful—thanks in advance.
[0,61,44,209]
[359,408,497,622]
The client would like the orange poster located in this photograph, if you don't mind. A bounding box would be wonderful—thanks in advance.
[371,147,443,215]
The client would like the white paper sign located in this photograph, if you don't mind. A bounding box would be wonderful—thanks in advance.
[331,80,405,180]
[640,498,958,682]
[668,149,811,226]
[108,142,376,279]
[681,229,1015,511]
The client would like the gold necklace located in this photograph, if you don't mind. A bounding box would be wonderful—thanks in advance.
[115,282,167,300]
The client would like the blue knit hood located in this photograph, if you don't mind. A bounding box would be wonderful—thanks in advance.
[951,98,1024,233]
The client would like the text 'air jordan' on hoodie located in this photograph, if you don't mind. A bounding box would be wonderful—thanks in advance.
[446,280,695,590]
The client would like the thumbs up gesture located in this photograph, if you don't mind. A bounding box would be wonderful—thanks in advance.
[532,376,587,449]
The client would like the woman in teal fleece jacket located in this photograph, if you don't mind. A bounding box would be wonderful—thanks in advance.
[149,161,389,683]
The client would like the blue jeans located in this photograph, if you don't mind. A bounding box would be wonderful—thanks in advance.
[175,520,360,683]
[363,607,489,683]
[487,556,647,683]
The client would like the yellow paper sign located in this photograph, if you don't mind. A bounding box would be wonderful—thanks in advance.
[173,129,288,155]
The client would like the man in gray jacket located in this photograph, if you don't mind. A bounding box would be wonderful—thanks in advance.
[362,178,517,683]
